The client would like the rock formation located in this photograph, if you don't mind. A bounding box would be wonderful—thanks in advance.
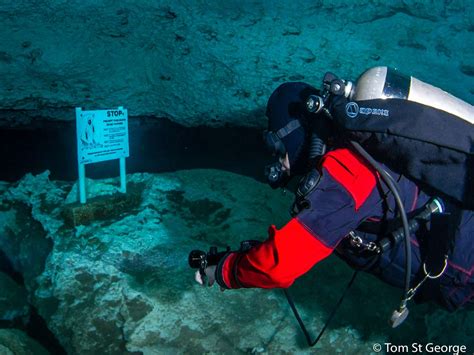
[1,0,472,127]
[0,170,472,353]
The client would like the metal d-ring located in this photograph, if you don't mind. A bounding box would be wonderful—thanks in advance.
[423,256,448,279]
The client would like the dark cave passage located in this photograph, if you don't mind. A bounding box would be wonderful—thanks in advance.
[0,117,271,183]
[25,307,67,355]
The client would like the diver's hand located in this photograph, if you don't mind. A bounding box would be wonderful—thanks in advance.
[195,265,217,287]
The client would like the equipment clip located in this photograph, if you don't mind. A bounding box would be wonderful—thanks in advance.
[348,231,379,252]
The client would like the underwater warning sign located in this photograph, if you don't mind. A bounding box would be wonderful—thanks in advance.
[76,107,129,165]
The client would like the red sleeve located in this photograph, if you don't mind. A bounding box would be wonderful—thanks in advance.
[215,148,380,290]
[216,219,333,289]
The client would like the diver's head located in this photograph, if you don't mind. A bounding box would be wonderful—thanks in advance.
[263,82,323,188]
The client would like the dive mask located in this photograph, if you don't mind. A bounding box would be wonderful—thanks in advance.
[263,119,302,189]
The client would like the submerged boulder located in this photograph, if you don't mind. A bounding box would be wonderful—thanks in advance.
[0,329,49,355]
[0,169,473,353]
[0,172,58,292]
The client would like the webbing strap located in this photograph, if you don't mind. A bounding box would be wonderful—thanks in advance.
[275,119,301,139]
[424,204,461,275]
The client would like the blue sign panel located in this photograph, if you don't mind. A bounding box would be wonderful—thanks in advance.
[76,107,129,165]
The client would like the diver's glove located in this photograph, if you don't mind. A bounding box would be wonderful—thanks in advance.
[189,246,229,289]
[194,265,217,287]
[189,240,261,289]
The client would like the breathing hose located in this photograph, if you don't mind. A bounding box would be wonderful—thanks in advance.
[283,84,413,347]
[285,140,411,345]
[349,141,412,314]
[309,132,326,159]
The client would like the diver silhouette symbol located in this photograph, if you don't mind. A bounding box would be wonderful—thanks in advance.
[81,115,98,147]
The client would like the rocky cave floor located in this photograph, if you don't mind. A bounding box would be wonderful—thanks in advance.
[0,169,472,354]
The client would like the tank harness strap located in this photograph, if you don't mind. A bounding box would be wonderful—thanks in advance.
[413,205,461,304]
[424,212,455,275]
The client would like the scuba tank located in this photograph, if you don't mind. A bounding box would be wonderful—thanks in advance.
[352,66,473,122]
[311,66,474,210]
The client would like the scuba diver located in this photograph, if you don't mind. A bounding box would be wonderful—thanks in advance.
[190,67,474,339]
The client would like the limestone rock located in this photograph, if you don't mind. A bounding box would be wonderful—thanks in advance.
[0,185,54,291]
[0,329,49,355]
[0,272,29,322]
[0,1,472,127]
[0,170,473,353]
[61,182,142,227]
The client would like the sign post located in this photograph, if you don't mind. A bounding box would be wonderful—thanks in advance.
[120,157,126,194]
[75,107,130,203]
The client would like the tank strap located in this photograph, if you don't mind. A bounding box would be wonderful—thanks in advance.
[423,212,455,275]
[413,204,462,305]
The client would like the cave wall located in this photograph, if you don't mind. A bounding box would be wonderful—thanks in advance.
[0,0,473,127]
